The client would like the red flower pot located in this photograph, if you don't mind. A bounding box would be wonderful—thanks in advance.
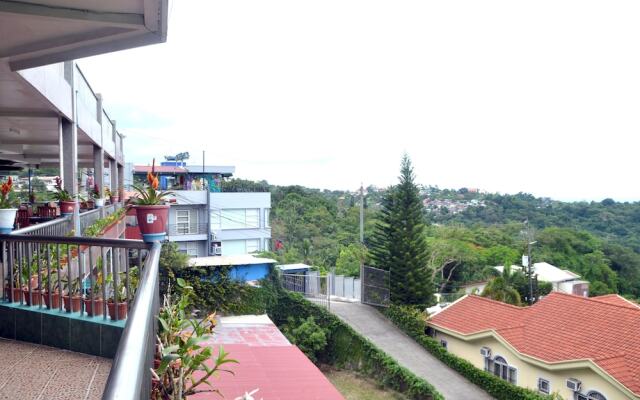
[5,287,23,303]
[43,292,61,309]
[23,289,42,306]
[63,295,82,312]
[60,201,76,216]
[84,298,104,316]
[108,301,128,321]
[135,205,169,242]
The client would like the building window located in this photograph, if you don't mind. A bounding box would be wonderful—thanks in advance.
[538,378,550,394]
[265,208,270,228]
[487,356,517,385]
[440,339,447,350]
[186,242,198,257]
[246,239,260,254]
[576,391,607,400]
[176,210,190,234]
[220,209,259,229]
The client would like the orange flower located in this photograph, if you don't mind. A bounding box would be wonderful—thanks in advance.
[152,177,159,190]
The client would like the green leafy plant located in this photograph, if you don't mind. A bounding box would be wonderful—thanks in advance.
[282,316,328,363]
[132,158,172,205]
[152,278,237,399]
[52,176,73,201]
[90,183,101,199]
[84,208,127,237]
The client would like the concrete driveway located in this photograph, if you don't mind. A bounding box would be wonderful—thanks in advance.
[328,301,494,400]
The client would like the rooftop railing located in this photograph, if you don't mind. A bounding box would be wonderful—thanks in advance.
[167,223,208,236]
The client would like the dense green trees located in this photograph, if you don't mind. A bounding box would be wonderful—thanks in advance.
[369,155,433,306]
[481,265,522,306]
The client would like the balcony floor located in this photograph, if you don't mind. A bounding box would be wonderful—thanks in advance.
[0,338,111,400]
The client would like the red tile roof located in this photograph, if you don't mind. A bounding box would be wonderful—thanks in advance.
[428,293,640,395]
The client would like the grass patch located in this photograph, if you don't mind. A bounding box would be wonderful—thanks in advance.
[322,366,408,400]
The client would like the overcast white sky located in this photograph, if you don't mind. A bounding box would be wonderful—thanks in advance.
[79,0,640,202]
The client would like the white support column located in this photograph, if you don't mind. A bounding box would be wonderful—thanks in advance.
[94,145,105,217]
[61,82,80,235]
[110,159,118,195]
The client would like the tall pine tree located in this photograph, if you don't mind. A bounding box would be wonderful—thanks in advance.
[369,154,433,306]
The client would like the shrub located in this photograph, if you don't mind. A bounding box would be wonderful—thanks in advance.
[282,316,328,363]
[384,305,552,400]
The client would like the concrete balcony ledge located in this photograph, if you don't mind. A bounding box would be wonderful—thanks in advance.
[0,301,124,359]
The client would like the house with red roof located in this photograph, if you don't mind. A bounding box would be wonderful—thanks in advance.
[427,292,640,400]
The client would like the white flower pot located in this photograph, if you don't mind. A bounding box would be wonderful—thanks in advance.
[95,198,105,207]
[0,208,17,234]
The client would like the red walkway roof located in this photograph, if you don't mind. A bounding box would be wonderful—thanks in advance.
[429,293,640,396]
[191,315,344,400]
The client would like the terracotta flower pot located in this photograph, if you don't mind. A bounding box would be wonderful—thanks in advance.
[63,295,82,312]
[43,291,61,309]
[135,205,169,242]
[5,286,23,303]
[23,289,42,306]
[84,298,104,316]
[111,195,120,203]
[60,201,76,216]
[0,208,17,233]
[108,301,128,321]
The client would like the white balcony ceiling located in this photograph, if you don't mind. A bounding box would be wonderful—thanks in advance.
[0,0,168,70]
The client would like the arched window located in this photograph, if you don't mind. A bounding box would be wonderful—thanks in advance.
[586,391,607,400]
[488,356,517,384]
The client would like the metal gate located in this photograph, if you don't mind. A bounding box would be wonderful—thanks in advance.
[361,265,390,307]
[281,271,330,309]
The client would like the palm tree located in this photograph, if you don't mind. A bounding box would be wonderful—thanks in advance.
[481,265,522,306]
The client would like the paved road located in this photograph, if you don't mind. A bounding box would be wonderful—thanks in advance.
[329,301,494,400]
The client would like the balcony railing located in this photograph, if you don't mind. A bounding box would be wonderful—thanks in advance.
[167,223,208,236]
[0,233,162,399]
[0,234,151,321]
[102,241,161,400]
[11,203,123,237]
[12,215,73,236]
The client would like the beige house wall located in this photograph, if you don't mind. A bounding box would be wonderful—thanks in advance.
[433,329,637,400]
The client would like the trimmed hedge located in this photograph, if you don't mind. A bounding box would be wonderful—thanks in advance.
[268,291,444,400]
[384,305,552,400]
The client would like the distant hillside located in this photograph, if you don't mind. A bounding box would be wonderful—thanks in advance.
[425,190,640,252]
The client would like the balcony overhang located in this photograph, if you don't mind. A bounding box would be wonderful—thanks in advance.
[0,0,168,71]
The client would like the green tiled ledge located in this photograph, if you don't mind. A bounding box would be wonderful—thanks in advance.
[0,301,125,358]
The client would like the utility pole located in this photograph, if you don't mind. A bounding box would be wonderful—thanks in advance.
[523,220,537,305]
[359,183,364,244]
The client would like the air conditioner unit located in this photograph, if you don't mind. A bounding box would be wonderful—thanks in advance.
[566,378,582,392]
[214,246,222,255]
[480,347,492,358]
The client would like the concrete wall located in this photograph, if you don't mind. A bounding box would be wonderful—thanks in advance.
[433,330,635,400]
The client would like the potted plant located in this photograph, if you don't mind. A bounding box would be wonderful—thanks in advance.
[84,266,104,317]
[106,272,128,320]
[62,275,82,312]
[0,177,18,233]
[4,267,23,303]
[92,184,105,207]
[132,159,171,242]
[53,176,76,216]
[21,261,41,306]
[42,270,61,309]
